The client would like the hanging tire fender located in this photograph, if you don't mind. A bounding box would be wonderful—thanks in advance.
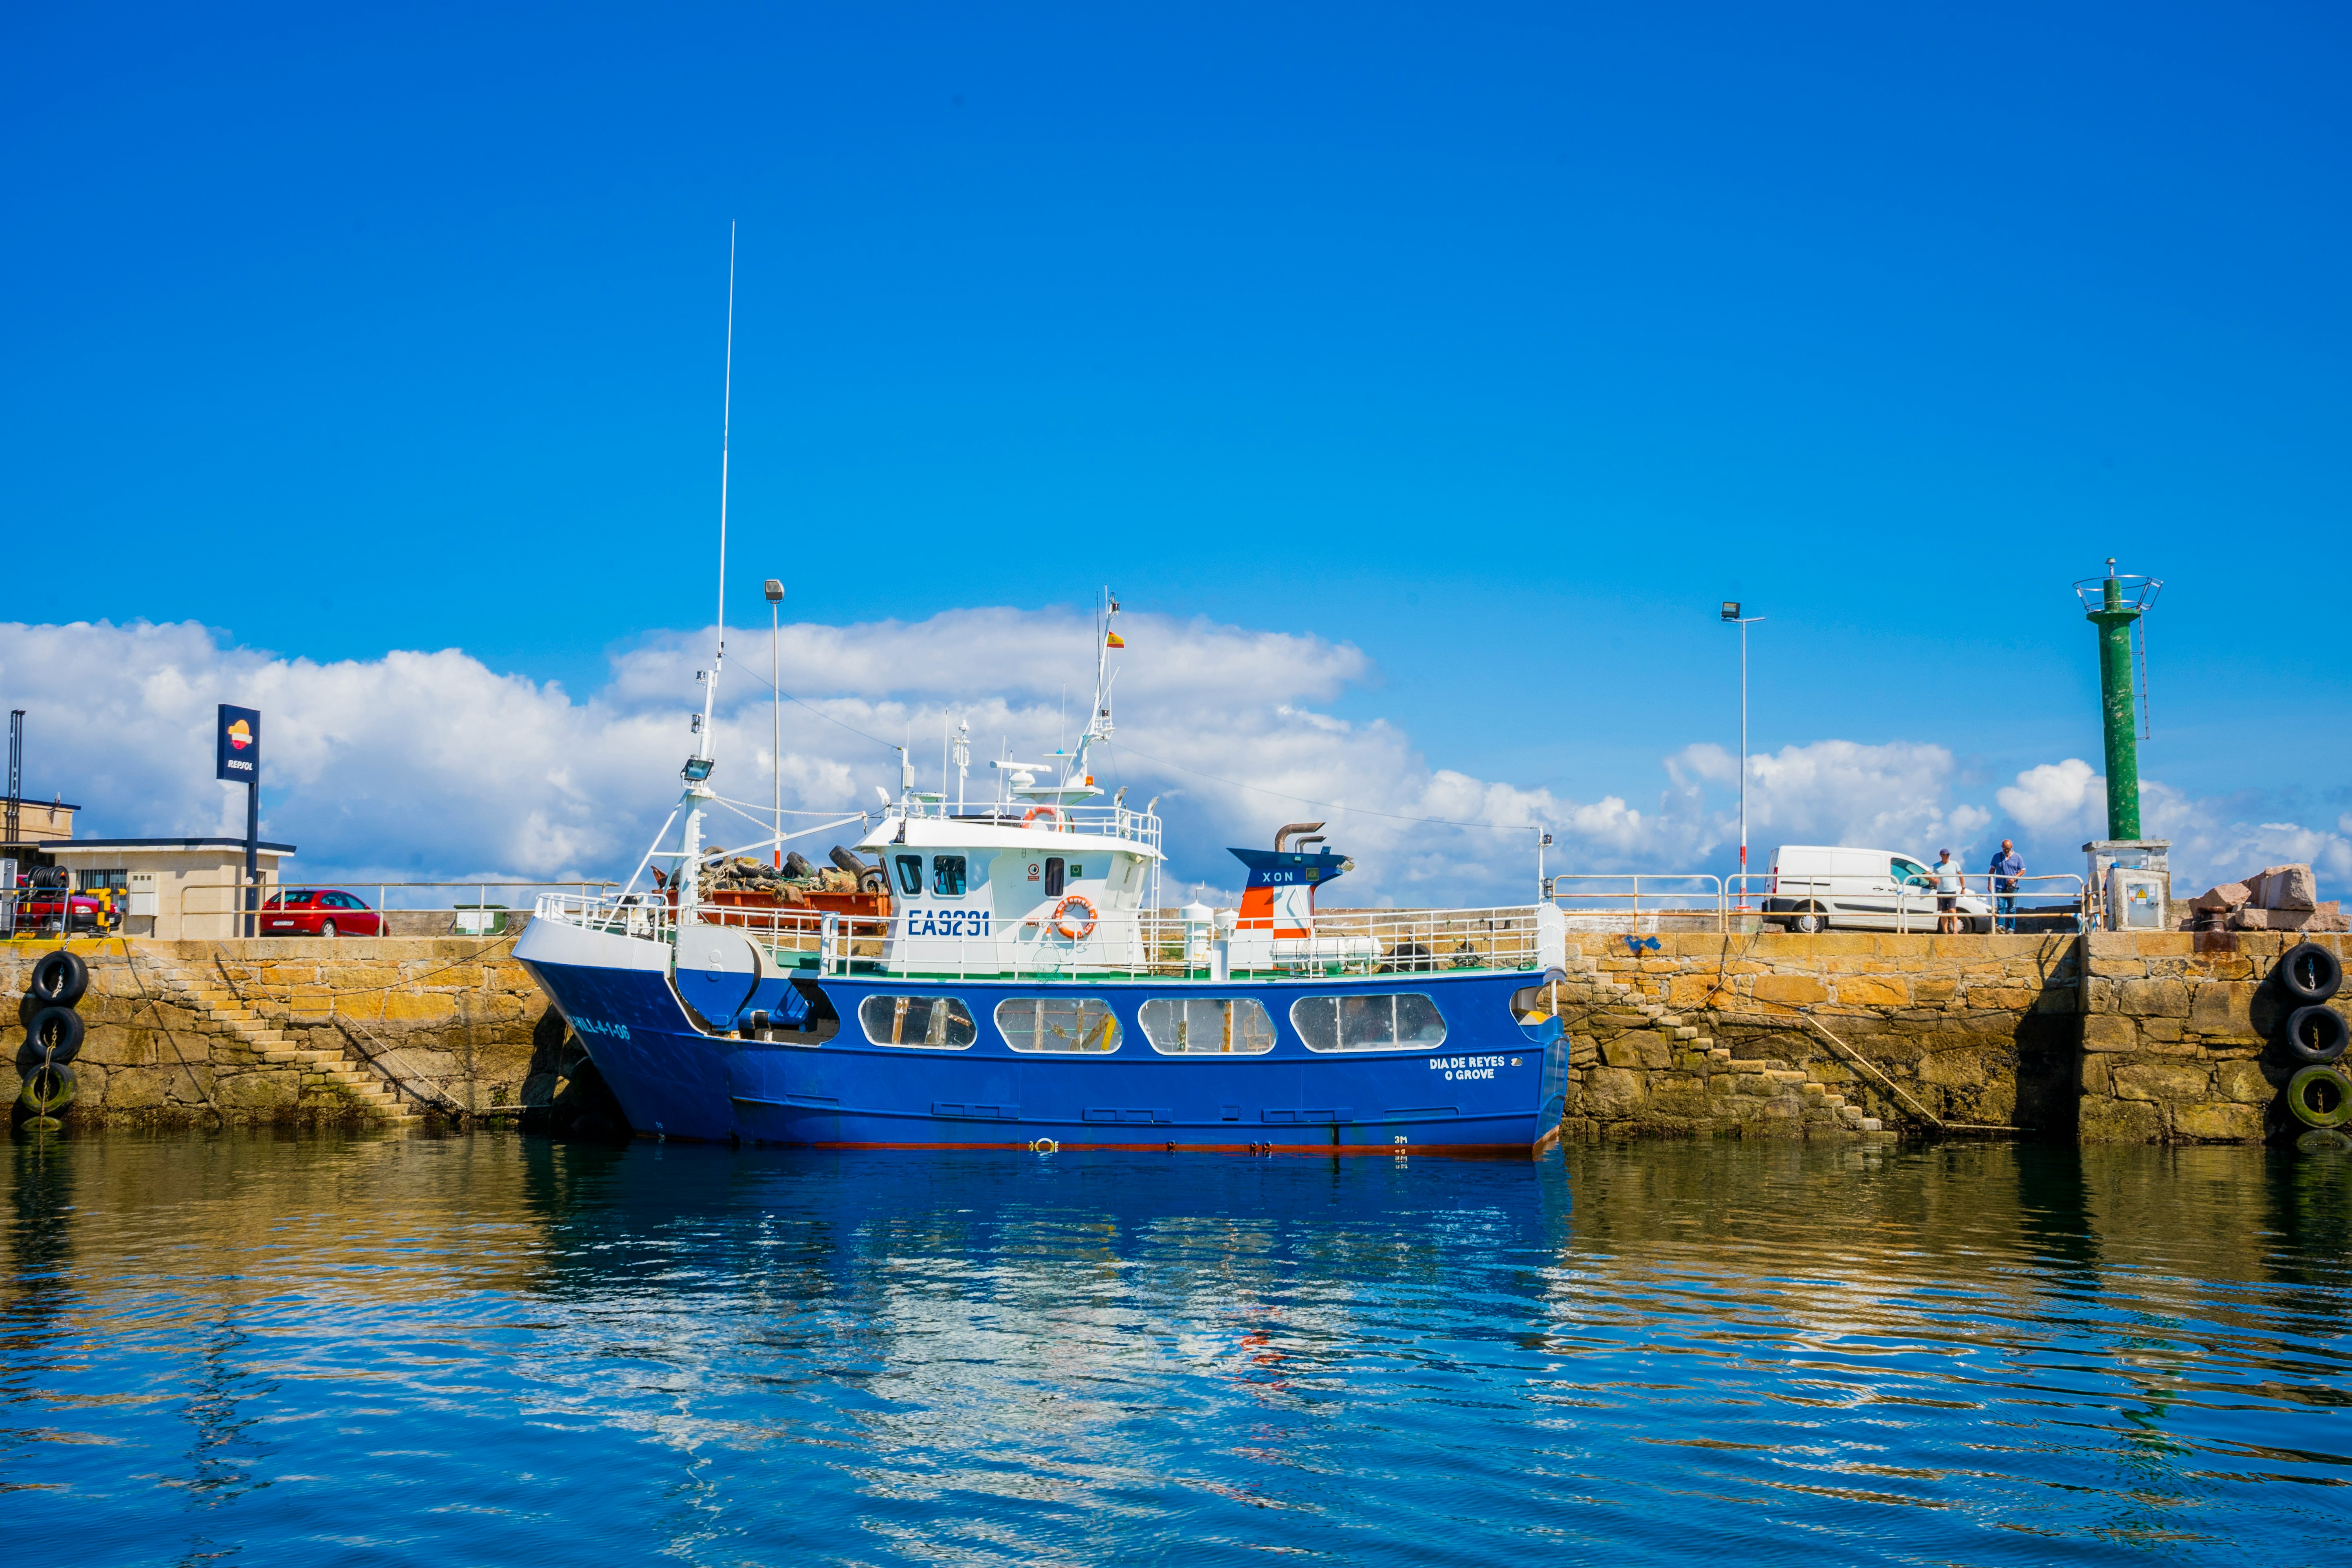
[19,1006,86,1069]
[16,1062,77,1115]
[2285,1065,2352,1128]
[2278,942,2344,1006]
[2283,1004,2350,1066]
[29,950,89,1008]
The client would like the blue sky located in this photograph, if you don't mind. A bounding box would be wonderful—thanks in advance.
[3,2,2348,897]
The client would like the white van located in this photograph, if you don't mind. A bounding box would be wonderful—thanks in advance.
[1762,845,1992,934]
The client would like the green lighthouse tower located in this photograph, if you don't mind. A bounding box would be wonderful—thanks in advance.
[2077,559,2161,840]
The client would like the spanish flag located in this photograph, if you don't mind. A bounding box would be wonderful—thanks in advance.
[1105,631,1126,649]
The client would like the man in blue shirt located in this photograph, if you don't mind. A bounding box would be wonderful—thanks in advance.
[1988,840,2024,933]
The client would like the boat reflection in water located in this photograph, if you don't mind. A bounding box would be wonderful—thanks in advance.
[4,1133,2350,1563]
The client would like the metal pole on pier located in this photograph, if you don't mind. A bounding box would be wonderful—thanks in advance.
[1720,603,1763,908]
[766,578,784,866]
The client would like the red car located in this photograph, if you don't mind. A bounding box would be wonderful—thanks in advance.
[261,888,383,937]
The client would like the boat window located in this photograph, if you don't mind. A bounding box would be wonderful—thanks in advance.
[895,855,924,896]
[1138,997,1275,1055]
[1289,992,1449,1052]
[1044,858,1065,897]
[932,855,967,896]
[996,996,1119,1053]
[1508,982,1559,1023]
[857,994,977,1049]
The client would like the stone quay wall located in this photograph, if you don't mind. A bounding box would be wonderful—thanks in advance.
[2074,930,2350,1143]
[1545,929,2351,1145]
[4,937,560,1128]
[1549,932,2084,1142]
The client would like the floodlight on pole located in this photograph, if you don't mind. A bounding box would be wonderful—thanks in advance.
[1719,603,1765,907]
[765,578,785,869]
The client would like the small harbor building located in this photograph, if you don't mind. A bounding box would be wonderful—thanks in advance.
[39,837,297,938]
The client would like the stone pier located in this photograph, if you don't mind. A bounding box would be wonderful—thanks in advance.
[4,937,557,1128]
[6,928,2347,1142]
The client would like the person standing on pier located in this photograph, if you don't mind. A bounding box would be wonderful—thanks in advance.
[1988,840,2024,933]
[1934,849,1963,934]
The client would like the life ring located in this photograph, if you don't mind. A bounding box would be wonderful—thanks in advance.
[1052,893,1098,941]
[1021,805,1062,831]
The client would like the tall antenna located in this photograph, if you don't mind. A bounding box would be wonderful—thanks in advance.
[698,221,737,766]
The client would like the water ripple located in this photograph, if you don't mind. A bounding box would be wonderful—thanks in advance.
[4,1134,2349,1563]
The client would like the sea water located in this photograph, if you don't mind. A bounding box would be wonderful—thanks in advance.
[4,1132,2348,1564]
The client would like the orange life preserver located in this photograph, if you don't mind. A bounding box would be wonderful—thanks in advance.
[1052,893,1098,941]
[1021,805,1062,831]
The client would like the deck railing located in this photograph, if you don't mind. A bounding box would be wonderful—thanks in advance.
[533,893,1548,980]
[875,798,1164,852]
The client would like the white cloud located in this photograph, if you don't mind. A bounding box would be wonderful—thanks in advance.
[15,611,2330,909]
[1699,739,1988,856]
[1981,757,2350,899]
[1996,758,2103,833]
[0,612,1516,902]
[2139,782,2352,897]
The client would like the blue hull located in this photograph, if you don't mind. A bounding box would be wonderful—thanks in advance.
[519,953,1567,1155]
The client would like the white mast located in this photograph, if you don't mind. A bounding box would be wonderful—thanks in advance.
[698,221,736,766]
[1069,586,1120,783]
[675,224,736,931]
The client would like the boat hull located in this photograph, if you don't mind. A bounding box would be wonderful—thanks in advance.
[517,922,1567,1154]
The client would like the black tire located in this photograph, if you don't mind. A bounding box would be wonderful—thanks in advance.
[28,1006,84,1067]
[29,950,89,1008]
[859,869,886,895]
[1790,906,1826,935]
[319,920,338,939]
[2284,1005,2350,1066]
[2279,942,2343,1005]
[2286,1065,2352,1129]
[827,845,867,876]
[16,1062,76,1115]
[1969,915,1993,935]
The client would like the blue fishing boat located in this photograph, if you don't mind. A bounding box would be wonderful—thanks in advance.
[515,591,1569,1155]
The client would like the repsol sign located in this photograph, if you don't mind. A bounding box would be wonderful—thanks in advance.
[216,705,261,781]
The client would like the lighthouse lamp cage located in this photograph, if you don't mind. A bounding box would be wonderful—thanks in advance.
[2070,572,2163,613]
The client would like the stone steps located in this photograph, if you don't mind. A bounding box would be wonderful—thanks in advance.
[146,965,421,1126]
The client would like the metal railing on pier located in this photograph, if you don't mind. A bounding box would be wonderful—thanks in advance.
[1545,874,1730,932]
[177,877,620,936]
[1727,872,2087,934]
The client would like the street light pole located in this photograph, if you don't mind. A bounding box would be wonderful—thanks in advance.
[765,578,785,869]
[1720,603,1765,908]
